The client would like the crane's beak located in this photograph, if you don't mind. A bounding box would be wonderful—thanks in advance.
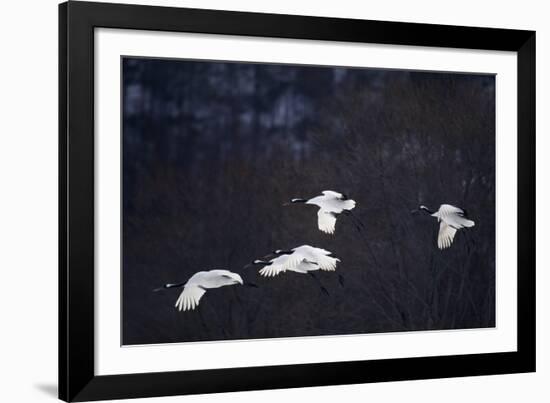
[410,209,419,215]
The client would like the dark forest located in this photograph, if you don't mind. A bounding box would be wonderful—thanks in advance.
[122,57,495,345]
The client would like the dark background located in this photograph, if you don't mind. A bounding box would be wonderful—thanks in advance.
[122,57,495,345]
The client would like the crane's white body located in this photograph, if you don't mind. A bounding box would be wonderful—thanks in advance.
[293,190,356,234]
[422,204,475,249]
[174,269,243,311]
[257,245,340,277]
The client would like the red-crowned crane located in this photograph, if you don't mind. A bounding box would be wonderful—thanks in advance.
[286,190,356,234]
[419,204,475,249]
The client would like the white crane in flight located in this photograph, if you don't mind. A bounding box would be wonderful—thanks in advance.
[419,204,475,249]
[249,245,342,294]
[154,269,245,311]
[286,190,356,234]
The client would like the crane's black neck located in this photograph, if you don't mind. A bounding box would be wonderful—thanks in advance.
[274,249,293,255]
[154,282,186,292]
[163,282,186,289]
[253,260,272,266]
[420,206,434,215]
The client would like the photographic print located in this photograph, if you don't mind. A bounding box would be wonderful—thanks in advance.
[122,57,495,345]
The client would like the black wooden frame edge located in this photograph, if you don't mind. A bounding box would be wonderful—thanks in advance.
[59,2,68,401]
[516,33,536,370]
[59,1,536,401]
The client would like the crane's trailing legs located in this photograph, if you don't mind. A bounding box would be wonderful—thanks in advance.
[308,272,330,296]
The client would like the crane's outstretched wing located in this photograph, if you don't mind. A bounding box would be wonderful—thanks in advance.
[292,245,339,271]
[259,263,287,277]
[258,254,293,277]
[439,204,475,229]
[175,285,206,311]
[317,210,336,234]
[277,252,305,272]
[439,204,464,214]
[259,258,317,277]
[437,221,457,250]
[294,245,332,256]
[315,254,340,271]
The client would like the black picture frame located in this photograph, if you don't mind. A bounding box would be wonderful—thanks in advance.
[59,1,536,401]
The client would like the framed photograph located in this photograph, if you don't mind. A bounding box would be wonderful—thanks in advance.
[59,1,535,401]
